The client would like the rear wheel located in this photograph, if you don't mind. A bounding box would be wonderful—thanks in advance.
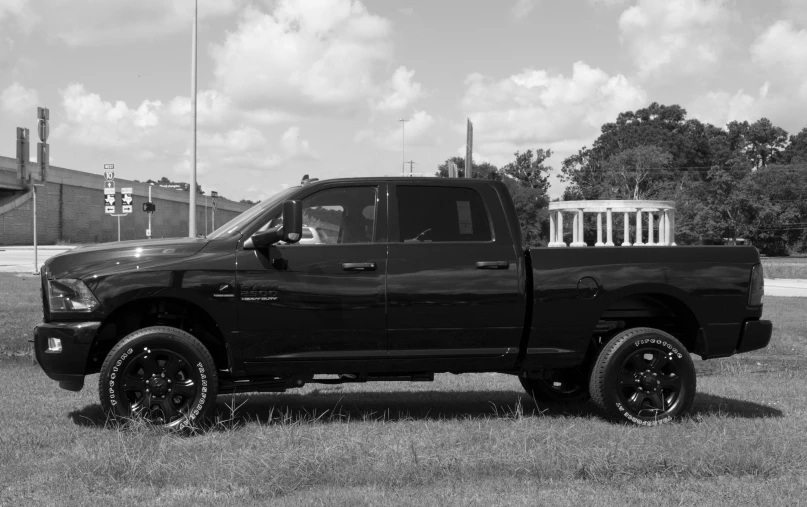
[519,367,590,403]
[99,326,218,429]
[590,327,695,425]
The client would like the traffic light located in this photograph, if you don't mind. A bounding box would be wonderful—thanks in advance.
[143,202,156,213]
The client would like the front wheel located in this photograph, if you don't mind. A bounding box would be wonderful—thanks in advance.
[589,327,695,426]
[98,326,218,429]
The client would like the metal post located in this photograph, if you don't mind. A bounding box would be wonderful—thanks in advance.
[399,118,408,176]
[205,194,208,237]
[32,185,37,273]
[188,0,198,238]
[148,184,152,239]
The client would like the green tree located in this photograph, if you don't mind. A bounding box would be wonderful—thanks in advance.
[781,128,807,164]
[435,157,501,179]
[501,149,552,192]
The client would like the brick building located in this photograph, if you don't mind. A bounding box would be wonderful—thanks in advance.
[0,155,251,245]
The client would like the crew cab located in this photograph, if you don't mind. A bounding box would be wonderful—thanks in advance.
[34,177,772,426]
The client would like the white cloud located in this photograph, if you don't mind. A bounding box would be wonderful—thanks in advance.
[32,0,243,46]
[0,82,39,117]
[782,0,807,26]
[510,0,537,20]
[372,66,424,112]
[355,110,437,149]
[210,0,419,117]
[280,126,317,160]
[751,20,807,97]
[460,61,646,166]
[0,0,37,32]
[687,88,761,127]
[51,83,318,191]
[587,0,631,6]
[618,0,732,77]
[55,83,163,148]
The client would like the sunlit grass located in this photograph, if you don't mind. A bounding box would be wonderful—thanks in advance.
[761,257,807,279]
[3,273,805,505]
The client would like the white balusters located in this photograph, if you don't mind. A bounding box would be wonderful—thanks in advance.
[635,210,643,245]
[622,212,632,246]
[547,200,675,247]
[595,213,604,246]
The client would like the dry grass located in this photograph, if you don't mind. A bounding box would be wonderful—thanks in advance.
[2,270,806,505]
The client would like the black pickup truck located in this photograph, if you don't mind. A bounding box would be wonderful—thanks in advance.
[34,177,772,427]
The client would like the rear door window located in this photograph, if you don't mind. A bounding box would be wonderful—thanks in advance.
[396,186,491,242]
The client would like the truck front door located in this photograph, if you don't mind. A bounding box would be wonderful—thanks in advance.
[235,184,388,374]
[386,182,522,371]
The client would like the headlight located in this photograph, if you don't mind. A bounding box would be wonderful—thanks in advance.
[48,279,100,312]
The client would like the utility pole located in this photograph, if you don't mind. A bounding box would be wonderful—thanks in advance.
[188,0,198,237]
[399,118,409,176]
[147,183,153,239]
[33,107,49,273]
[406,160,416,175]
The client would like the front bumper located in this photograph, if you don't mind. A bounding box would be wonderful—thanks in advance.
[737,319,773,353]
[34,321,101,391]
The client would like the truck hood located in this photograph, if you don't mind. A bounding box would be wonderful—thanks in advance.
[43,237,209,279]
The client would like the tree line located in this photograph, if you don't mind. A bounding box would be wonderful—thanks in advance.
[436,103,807,254]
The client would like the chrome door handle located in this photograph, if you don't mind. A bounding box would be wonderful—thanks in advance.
[341,262,377,272]
[476,261,510,269]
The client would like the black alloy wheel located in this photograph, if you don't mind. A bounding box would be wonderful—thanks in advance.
[99,326,218,429]
[519,367,591,403]
[590,327,696,426]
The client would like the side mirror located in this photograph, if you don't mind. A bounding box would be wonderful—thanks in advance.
[244,200,302,249]
[281,200,302,244]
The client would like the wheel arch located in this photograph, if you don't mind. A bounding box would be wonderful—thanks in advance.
[87,297,229,374]
[598,284,703,353]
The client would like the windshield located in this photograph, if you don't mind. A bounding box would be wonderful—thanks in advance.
[207,186,300,239]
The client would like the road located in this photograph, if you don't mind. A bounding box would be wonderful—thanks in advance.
[0,246,78,273]
[765,278,807,298]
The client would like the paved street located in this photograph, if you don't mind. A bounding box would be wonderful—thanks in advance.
[0,246,77,273]
[765,279,807,298]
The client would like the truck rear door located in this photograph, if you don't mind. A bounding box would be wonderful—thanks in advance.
[386,181,522,371]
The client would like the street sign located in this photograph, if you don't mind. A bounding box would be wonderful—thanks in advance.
[104,168,115,181]
[105,206,115,214]
[104,180,114,189]
[121,189,133,213]
[104,164,114,169]
[103,187,115,195]
[146,228,151,238]
[104,194,116,207]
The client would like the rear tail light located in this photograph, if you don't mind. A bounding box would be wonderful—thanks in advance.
[748,263,764,306]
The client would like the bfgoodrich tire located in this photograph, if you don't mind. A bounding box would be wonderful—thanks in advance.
[99,326,218,429]
[590,327,695,426]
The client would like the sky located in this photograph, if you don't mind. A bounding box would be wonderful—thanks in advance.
[1,0,807,202]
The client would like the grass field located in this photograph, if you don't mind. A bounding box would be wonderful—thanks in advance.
[761,256,807,279]
[2,273,806,505]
